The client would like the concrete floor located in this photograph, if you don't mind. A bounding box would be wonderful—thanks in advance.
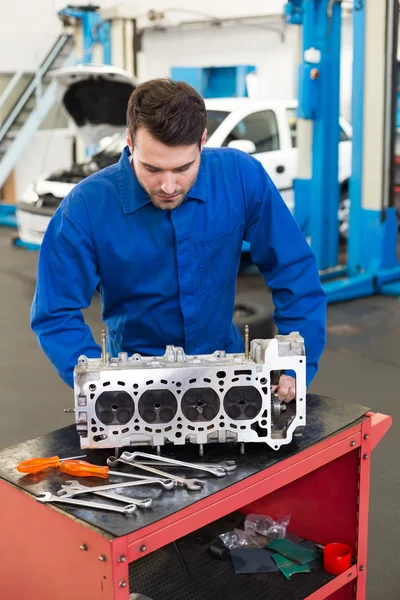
[0,227,398,599]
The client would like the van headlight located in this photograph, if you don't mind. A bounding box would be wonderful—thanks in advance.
[20,184,39,205]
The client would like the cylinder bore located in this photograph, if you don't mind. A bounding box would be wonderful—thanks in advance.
[223,386,262,420]
[95,391,135,426]
[181,388,220,422]
[138,390,177,424]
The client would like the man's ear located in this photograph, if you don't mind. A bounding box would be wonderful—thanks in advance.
[126,128,133,152]
[200,128,207,150]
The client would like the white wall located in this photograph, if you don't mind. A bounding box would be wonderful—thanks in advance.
[0,0,288,72]
[140,24,300,101]
[140,15,353,120]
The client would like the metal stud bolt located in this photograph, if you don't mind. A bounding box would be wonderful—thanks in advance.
[99,555,107,562]
[364,434,369,440]
[118,555,127,563]
[360,565,365,571]
[350,440,356,447]
[80,544,88,551]
[119,580,127,588]
[363,454,368,460]
[138,544,147,552]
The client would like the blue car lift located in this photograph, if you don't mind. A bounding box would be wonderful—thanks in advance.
[286,0,400,302]
[58,5,110,65]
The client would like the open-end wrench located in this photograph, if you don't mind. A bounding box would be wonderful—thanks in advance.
[132,460,237,473]
[117,453,204,491]
[57,478,174,498]
[55,481,153,508]
[121,451,228,477]
[36,491,137,515]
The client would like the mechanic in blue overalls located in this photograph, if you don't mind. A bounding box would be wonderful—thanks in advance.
[31,78,327,402]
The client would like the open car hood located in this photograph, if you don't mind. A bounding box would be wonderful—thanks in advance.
[50,65,137,146]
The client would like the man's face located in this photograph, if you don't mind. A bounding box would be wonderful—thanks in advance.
[128,127,207,210]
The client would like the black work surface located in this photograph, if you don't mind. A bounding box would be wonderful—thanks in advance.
[129,513,334,600]
[0,394,368,538]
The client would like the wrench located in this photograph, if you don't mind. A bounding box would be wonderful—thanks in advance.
[36,491,137,515]
[108,456,188,481]
[105,468,176,485]
[121,451,228,477]
[118,453,204,491]
[57,478,174,498]
[133,460,237,473]
[56,481,153,508]
[104,469,175,489]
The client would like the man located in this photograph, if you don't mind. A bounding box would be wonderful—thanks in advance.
[31,78,326,402]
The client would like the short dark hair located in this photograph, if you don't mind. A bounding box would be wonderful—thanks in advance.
[126,78,206,147]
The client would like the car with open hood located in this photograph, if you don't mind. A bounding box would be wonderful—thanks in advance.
[16,64,137,246]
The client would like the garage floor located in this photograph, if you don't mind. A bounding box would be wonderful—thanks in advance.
[0,227,398,599]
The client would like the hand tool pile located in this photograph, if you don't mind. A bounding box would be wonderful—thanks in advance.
[16,452,237,517]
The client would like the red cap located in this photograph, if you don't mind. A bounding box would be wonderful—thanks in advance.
[323,543,352,575]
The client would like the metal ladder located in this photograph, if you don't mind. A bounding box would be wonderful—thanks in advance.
[0,33,75,191]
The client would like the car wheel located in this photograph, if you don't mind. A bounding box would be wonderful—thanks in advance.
[234,286,275,340]
[338,182,350,241]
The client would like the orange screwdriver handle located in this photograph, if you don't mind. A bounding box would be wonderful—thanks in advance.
[59,460,110,478]
[16,456,61,474]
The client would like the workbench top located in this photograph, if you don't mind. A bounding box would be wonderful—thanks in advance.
[0,394,368,538]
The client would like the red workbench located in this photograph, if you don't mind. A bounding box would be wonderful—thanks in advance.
[0,394,391,600]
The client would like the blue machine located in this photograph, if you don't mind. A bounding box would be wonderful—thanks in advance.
[58,6,109,64]
[286,0,400,301]
[170,66,256,98]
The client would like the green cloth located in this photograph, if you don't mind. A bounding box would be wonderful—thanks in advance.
[272,553,311,580]
[266,538,319,565]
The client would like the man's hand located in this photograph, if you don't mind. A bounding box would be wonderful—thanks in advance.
[271,375,296,403]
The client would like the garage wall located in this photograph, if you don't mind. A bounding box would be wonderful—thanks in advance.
[0,0,289,72]
[139,16,353,121]
[139,24,299,102]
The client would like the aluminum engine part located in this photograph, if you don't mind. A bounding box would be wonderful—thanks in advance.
[73,332,306,451]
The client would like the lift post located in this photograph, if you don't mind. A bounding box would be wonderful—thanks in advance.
[325,0,400,301]
[286,0,400,302]
[286,0,342,273]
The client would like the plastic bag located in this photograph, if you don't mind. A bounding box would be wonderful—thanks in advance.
[244,513,291,540]
[219,528,261,549]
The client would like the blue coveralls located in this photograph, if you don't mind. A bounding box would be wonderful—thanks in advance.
[31,147,327,387]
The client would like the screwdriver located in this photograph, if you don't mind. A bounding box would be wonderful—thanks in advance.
[16,454,86,474]
[59,459,149,480]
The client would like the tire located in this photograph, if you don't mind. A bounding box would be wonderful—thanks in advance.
[234,284,275,340]
[338,182,350,241]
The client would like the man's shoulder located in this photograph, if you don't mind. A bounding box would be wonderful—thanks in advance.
[76,162,119,194]
[60,163,119,213]
[202,146,262,173]
[202,147,265,196]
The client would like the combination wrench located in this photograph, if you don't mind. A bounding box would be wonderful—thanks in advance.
[36,491,137,515]
[57,478,174,498]
[56,481,153,508]
[110,455,204,491]
[121,451,231,477]
[132,459,237,473]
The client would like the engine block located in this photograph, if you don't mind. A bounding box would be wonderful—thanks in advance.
[73,333,306,451]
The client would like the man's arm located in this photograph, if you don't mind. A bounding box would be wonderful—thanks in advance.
[243,157,327,389]
[31,199,101,387]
